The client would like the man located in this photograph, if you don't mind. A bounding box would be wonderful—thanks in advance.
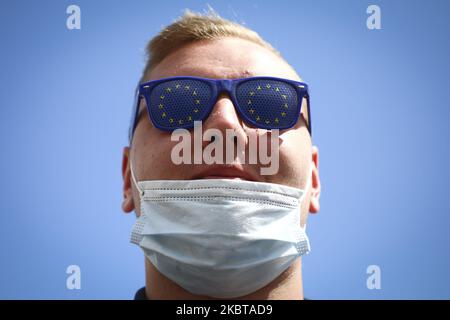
[121,9,321,300]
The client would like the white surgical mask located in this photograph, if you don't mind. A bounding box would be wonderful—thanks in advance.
[130,163,312,298]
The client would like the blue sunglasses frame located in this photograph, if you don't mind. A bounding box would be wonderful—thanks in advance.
[129,76,311,141]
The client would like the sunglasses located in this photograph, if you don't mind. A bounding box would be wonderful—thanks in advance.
[129,76,311,140]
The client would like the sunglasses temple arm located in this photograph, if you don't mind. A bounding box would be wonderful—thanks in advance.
[129,87,142,145]
[306,94,312,136]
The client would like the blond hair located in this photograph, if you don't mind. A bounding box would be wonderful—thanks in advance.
[139,8,284,83]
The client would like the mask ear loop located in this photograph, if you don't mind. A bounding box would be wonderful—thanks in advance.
[129,157,144,197]
[299,163,314,233]
[299,163,314,202]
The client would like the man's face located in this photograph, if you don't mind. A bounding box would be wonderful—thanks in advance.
[122,37,320,223]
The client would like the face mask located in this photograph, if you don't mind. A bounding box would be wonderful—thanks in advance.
[130,163,312,299]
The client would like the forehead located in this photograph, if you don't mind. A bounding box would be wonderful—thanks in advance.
[148,37,300,81]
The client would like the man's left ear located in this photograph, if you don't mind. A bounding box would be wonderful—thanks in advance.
[309,145,321,214]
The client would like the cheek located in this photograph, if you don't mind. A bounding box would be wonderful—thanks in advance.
[133,126,181,179]
[145,133,174,161]
[275,130,311,186]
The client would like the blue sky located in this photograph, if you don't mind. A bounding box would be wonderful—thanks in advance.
[0,0,449,299]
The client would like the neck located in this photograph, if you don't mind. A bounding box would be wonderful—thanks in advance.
[144,258,304,300]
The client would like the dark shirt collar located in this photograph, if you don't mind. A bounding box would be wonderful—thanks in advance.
[134,286,309,300]
[134,287,148,300]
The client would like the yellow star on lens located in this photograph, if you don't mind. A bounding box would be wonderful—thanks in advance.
[192,90,197,96]
[275,87,280,92]
[281,94,287,99]
[158,104,164,109]
[248,108,255,114]
[266,84,271,89]
[160,95,165,99]
[274,118,279,123]
[193,108,199,113]
[169,118,174,123]
[165,88,172,92]
[257,85,262,90]
[178,119,183,124]
[281,112,286,117]
[195,99,200,104]
[265,120,270,124]
[175,84,181,89]
[256,116,260,121]
[184,85,190,90]
[247,100,252,105]
[161,112,166,118]
[187,115,192,121]
[284,103,288,108]
[249,91,255,96]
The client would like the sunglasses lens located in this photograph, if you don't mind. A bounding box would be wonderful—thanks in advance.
[236,79,299,129]
[149,79,213,129]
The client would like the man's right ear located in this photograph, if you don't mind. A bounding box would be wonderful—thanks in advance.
[122,147,135,213]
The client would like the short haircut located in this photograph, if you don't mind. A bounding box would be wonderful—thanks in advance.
[139,8,286,83]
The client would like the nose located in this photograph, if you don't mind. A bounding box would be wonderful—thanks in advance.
[201,92,248,150]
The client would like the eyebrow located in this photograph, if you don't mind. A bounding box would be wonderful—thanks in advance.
[162,69,258,80]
